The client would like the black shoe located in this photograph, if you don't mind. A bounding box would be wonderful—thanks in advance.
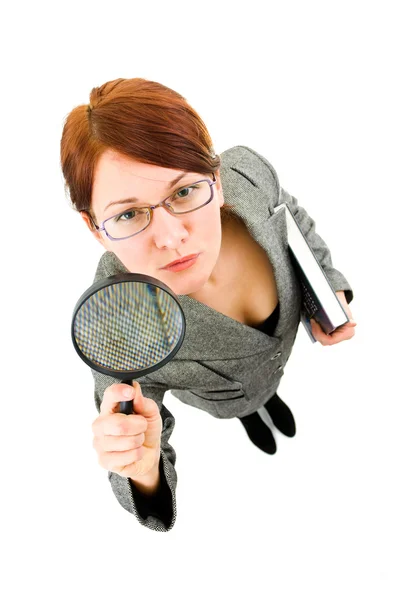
[265,394,296,437]
[238,412,277,454]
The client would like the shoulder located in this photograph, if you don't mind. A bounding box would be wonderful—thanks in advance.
[219,145,281,200]
[93,251,129,283]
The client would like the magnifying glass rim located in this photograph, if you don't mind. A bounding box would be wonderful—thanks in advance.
[71,272,186,379]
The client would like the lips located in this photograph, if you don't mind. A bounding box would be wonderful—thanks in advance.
[162,254,199,269]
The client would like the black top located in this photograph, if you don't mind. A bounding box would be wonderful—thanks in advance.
[251,301,280,336]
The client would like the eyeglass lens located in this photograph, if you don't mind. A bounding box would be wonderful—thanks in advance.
[105,180,213,239]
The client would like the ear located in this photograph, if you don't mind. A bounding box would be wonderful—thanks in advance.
[214,170,225,208]
[80,211,107,248]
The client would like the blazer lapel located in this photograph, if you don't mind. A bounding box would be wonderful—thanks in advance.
[175,189,297,361]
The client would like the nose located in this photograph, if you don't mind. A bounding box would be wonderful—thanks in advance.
[149,204,189,249]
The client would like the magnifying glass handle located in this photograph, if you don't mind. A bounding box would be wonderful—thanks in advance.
[120,401,133,415]
[120,380,135,415]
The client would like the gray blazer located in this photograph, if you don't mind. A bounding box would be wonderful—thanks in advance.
[91,146,354,532]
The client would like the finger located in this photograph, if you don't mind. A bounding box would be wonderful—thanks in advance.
[311,319,356,340]
[100,383,136,416]
[335,320,357,331]
[316,327,355,346]
[329,320,357,337]
[94,433,146,453]
[329,328,356,343]
[92,412,147,437]
[130,381,161,423]
[310,319,327,339]
[99,447,145,471]
[310,322,336,345]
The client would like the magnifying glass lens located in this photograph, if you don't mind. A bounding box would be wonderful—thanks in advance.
[73,279,184,374]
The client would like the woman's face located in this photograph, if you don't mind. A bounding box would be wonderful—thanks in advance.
[82,149,225,296]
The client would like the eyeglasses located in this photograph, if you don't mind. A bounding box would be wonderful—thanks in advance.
[90,173,217,241]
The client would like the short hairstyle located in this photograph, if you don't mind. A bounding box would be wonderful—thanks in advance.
[60,77,234,220]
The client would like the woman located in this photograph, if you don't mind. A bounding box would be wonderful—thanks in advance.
[61,77,356,533]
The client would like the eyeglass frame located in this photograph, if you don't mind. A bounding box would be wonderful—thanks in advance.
[87,172,217,241]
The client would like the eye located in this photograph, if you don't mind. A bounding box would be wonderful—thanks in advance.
[174,185,199,199]
[176,187,191,199]
[115,209,137,222]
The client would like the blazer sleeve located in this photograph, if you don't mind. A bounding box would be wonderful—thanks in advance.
[92,371,178,532]
[244,146,354,305]
[277,186,354,304]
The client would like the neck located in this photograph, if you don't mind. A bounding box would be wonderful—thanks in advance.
[188,214,246,301]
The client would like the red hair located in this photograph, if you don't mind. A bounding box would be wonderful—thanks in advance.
[60,77,233,218]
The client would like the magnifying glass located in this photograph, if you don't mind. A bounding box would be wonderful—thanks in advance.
[71,273,185,415]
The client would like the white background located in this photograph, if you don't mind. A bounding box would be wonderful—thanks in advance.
[1,1,399,598]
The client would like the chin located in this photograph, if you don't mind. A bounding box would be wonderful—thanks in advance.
[164,273,209,296]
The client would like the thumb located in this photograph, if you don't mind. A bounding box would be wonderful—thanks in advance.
[132,381,160,420]
[344,319,357,327]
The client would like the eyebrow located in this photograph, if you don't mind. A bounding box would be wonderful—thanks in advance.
[103,172,191,212]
